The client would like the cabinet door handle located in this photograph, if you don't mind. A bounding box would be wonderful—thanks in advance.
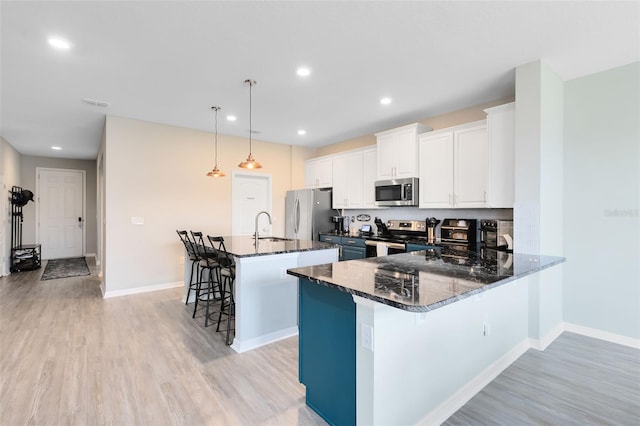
[449,193,452,205]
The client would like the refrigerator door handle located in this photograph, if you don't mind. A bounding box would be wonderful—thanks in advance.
[295,198,300,234]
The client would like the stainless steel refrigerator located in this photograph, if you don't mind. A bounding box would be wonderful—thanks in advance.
[285,189,333,241]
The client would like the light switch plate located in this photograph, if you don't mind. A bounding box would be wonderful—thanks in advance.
[131,216,144,225]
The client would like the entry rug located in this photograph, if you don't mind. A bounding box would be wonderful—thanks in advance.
[41,257,91,281]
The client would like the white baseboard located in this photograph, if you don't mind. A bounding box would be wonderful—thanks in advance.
[230,326,299,354]
[529,322,565,351]
[418,339,531,426]
[99,281,105,297]
[563,322,640,349]
[103,281,183,299]
[85,252,96,260]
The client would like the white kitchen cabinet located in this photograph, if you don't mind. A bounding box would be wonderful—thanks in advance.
[418,121,488,208]
[375,123,430,180]
[454,125,489,207]
[332,151,363,209]
[362,148,379,209]
[484,102,515,208]
[419,132,454,208]
[305,156,333,189]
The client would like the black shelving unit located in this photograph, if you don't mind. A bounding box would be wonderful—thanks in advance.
[9,186,41,272]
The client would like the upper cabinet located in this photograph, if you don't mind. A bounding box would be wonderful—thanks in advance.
[375,123,430,180]
[362,148,379,209]
[332,151,363,209]
[484,102,515,208]
[419,121,488,208]
[454,124,489,207]
[419,132,454,208]
[419,103,515,209]
[305,156,333,189]
[331,146,380,209]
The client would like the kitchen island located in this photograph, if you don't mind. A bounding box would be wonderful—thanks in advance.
[184,236,338,353]
[287,247,565,425]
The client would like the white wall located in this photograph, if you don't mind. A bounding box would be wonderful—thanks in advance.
[0,137,22,276]
[563,62,640,339]
[103,116,313,293]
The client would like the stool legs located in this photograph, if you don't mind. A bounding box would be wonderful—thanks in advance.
[216,274,235,345]
[185,259,197,305]
[204,267,222,328]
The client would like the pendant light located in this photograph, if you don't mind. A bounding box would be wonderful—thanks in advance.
[238,79,262,169]
[206,106,225,177]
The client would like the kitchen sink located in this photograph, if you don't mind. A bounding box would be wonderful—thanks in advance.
[257,237,292,242]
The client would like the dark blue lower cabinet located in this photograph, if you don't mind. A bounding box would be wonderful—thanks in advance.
[299,278,356,425]
[406,243,439,252]
[342,246,365,260]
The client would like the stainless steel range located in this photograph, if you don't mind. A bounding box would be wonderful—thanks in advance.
[365,219,428,257]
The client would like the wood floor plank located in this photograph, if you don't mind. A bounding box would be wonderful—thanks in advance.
[2,261,638,425]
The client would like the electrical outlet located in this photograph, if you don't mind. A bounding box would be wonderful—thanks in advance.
[361,323,374,351]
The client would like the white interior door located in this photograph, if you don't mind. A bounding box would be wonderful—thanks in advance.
[232,172,272,236]
[38,169,85,260]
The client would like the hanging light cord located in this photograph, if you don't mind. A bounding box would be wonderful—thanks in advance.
[215,107,219,165]
[247,79,254,155]
[212,106,220,166]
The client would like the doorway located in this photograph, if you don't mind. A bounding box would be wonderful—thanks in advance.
[36,168,86,260]
[232,171,272,236]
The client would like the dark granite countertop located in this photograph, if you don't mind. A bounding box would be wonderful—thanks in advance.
[287,246,565,312]
[220,236,338,258]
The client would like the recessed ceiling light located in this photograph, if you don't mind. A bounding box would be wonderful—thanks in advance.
[297,129,307,136]
[51,146,62,150]
[380,97,392,105]
[296,67,311,77]
[48,38,71,49]
[226,115,237,121]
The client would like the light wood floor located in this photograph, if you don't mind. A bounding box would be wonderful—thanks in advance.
[445,331,640,425]
[1,260,638,425]
[0,260,326,425]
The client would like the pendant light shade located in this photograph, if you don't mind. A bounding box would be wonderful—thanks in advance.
[238,79,262,169]
[206,106,225,177]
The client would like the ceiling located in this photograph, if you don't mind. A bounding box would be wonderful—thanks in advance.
[1,1,638,160]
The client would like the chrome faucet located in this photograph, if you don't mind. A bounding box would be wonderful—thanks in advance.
[254,211,272,241]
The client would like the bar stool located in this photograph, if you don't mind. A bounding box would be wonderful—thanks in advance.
[190,231,222,327]
[208,235,235,345]
[176,230,198,305]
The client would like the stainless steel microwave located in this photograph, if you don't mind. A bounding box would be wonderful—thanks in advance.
[374,177,419,207]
